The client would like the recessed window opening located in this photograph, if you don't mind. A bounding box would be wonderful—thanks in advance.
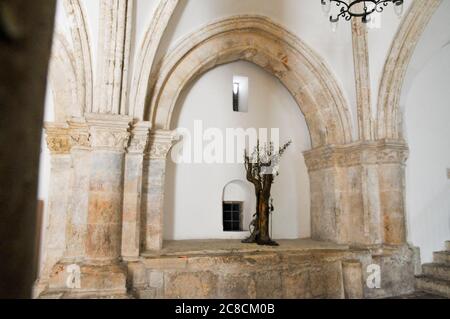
[232,76,248,113]
[233,82,240,111]
[223,202,243,231]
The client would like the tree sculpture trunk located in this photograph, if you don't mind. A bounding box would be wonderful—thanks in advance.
[242,141,291,246]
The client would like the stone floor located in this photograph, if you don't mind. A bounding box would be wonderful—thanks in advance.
[141,238,350,257]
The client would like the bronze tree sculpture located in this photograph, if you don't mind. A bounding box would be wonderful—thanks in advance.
[242,140,291,246]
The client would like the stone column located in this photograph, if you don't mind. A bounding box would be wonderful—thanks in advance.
[304,140,408,246]
[121,121,151,260]
[377,141,409,245]
[351,0,373,141]
[35,123,72,296]
[63,118,90,262]
[142,130,178,251]
[45,114,132,296]
[85,113,132,263]
[342,260,364,299]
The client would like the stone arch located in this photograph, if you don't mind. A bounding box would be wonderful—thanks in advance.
[63,0,93,114]
[48,34,82,121]
[376,0,442,140]
[142,15,353,148]
[130,0,179,117]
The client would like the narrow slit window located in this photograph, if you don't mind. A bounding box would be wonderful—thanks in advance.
[233,82,240,111]
[223,202,242,231]
[232,76,248,112]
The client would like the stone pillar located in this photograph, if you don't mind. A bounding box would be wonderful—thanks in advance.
[304,140,408,246]
[378,143,409,245]
[121,122,151,260]
[85,113,132,263]
[63,118,90,262]
[35,123,72,296]
[45,114,132,297]
[142,130,178,251]
[342,260,364,299]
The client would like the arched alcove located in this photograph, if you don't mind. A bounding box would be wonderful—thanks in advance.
[222,180,254,238]
[163,61,311,241]
[154,16,347,244]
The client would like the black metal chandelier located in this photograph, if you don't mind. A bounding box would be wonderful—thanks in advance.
[321,0,404,24]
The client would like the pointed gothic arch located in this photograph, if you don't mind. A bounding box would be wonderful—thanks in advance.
[138,15,353,148]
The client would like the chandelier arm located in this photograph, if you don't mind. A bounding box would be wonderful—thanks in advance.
[330,0,350,10]
[327,0,403,22]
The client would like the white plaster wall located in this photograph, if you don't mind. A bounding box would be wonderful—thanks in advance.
[404,46,450,263]
[403,2,450,263]
[163,61,311,240]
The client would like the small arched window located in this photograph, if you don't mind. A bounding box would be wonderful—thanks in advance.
[222,180,253,232]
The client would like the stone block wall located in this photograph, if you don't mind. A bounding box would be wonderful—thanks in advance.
[127,244,418,299]
[304,139,408,246]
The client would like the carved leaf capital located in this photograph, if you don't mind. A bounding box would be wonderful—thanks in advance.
[45,122,71,155]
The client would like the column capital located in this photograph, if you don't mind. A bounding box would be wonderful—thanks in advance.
[85,113,132,152]
[68,117,90,150]
[146,129,179,160]
[44,122,71,155]
[303,139,409,171]
[127,121,152,154]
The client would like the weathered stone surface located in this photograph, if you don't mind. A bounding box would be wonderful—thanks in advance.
[305,140,408,246]
[218,273,256,299]
[164,271,218,299]
[134,239,417,299]
[342,260,364,299]
[281,269,311,298]
[47,262,127,294]
[61,119,90,263]
[122,121,151,259]
[141,130,178,251]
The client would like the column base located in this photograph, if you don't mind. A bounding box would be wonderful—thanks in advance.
[39,261,129,298]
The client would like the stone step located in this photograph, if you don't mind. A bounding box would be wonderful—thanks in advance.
[423,263,450,281]
[415,275,450,298]
[446,241,450,252]
[433,251,450,265]
[47,262,127,294]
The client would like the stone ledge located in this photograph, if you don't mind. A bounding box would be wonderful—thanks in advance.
[45,262,127,296]
[128,240,417,299]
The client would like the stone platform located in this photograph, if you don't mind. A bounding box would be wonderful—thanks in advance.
[126,239,419,299]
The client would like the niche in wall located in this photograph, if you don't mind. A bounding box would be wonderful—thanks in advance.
[222,180,254,235]
[163,61,312,241]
